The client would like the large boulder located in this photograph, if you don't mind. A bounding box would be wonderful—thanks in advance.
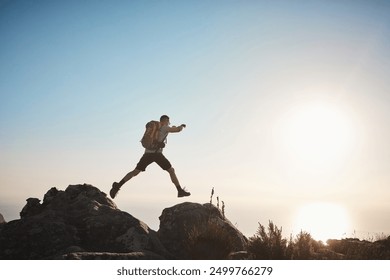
[0,184,170,259]
[158,202,247,259]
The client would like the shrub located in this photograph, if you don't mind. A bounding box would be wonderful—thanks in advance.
[248,220,288,259]
[292,231,314,259]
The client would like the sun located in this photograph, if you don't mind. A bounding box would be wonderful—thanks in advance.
[292,202,351,243]
[278,100,355,172]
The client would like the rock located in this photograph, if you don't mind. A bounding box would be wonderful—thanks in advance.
[158,202,247,259]
[20,198,44,218]
[61,250,164,260]
[0,213,5,224]
[0,184,170,259]
[228,251,249,260]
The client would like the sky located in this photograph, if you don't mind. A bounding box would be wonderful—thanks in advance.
[1,0,390,242]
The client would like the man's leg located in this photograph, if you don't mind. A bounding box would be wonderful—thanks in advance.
[167,167,190,197]
[110,169,141,199]
[110,154,152,199]
[167,167,181,189]
[155,153,191,197]
[118,169,141,187]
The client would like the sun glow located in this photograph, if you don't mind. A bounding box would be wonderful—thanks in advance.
[278,100,355,173]
[292,202,351,243]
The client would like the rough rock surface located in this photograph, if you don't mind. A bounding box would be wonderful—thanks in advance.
[0,184,170,259]
[158,202,247,259]
[61,250,164,260]
[0,213,5,224]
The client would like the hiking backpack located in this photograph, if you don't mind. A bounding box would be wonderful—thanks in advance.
[140,120,161,150]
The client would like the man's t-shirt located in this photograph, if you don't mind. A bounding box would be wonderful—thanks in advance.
[144,125,169,154]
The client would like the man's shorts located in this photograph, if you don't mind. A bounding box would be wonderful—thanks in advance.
[135,153,172,171]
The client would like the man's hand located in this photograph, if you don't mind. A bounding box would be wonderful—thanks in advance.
[168,124,186,133]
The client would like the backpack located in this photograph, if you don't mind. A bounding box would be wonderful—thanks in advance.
[140,120,161,150]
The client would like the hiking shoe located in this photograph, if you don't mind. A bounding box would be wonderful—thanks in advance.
[110,182,121,199]
[178,187,191,198]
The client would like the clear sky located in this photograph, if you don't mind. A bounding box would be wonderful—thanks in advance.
[1,0,390,242]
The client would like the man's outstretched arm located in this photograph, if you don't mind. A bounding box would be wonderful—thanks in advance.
[167,124,186,133]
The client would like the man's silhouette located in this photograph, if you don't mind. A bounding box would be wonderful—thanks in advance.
[110,115,190,199]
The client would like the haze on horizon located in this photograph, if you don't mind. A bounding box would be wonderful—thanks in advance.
[1,0,390,242]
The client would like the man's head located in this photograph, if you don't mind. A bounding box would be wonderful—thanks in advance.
[160,115,170,125]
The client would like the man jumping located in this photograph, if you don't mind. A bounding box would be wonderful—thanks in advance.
[109,115,190,199]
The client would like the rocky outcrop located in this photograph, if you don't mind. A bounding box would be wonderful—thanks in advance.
[0,184,170,259]
[2,184,389,260]
[0,184,250,260]
[158,202,247,259]
[0,184,248,260]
